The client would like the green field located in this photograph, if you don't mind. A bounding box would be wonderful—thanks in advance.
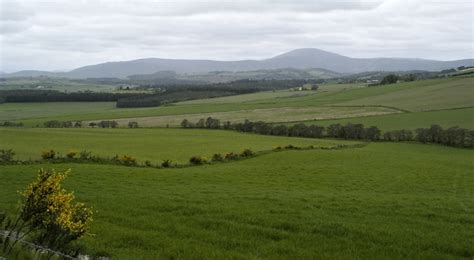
[1,76,472,130]
[1,75,473,258]
[1,142,472,258]
[292,107,474,131]
[0,128,353,163]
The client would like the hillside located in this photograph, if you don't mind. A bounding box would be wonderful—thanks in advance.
[3,48,472,79]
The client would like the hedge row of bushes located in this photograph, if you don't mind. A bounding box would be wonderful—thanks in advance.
[181,118,474,148]
[0,148,260,168]
[43,120,140,128]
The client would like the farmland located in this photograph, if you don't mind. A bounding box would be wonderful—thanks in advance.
[0,128,353,163]
[0,75,473,258]
[1,76,472,129]
[0,142,472,258]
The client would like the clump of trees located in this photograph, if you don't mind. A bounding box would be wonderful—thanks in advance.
[415,125,473,148]
[43,120,82,128]
[95,120,118,128]
[380,74,400,85]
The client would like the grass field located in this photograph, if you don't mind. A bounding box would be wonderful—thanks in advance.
[1,76,472,129]
[292,107,474,131]
[1,142,472,258]
[1,76,473,258]
[0,128,354,163]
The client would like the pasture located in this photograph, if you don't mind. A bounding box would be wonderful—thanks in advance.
[0,142,472,258]
[1,76,472,129]
[0,128,353,163]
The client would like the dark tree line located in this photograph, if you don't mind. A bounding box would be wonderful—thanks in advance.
[0,121,24,127]
[0,90,142,103]
[181,118,473,148]
[116,90,233,108]
[44,120,82,128]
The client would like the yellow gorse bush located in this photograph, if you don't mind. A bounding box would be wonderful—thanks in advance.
[20,168,93,242]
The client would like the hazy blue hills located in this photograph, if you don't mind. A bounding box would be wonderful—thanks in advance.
[3,48,473,79]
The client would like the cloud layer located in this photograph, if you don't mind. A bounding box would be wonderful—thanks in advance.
[0,0,472,72]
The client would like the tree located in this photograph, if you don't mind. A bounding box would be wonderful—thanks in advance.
[181,119,190,128]
[326,124,343,138]
[271,125,289,136]
[365,126,381,141]
[380,74,399,85]
[196,118,205,128]
[128,121,139,128]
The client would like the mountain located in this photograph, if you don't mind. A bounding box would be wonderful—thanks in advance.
[3,48,473,78]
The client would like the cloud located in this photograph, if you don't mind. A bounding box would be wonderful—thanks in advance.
[0,0,472,72]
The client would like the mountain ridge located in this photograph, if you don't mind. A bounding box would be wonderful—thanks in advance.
[3,48,473,78]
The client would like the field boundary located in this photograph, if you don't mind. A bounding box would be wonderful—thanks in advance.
[0,143,369,170]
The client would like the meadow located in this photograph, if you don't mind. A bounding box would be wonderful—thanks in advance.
[0,76,472,129]
[0,75,473,258]
[0,128,353,163]
[293,107,474,131]
[0,142,472,258]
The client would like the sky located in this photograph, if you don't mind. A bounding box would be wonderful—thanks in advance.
[0,0,473,72]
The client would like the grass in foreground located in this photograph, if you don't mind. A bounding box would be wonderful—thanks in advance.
[0,142,472,258]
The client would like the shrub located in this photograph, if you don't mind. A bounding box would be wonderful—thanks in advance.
[144,160,152,167]
[0,149,15,162]
[240,148,254,157]
[41,149,56,160]
[212,153,224,161]
[273,146,283,151]
[128,121,139,128]
[161,159,172,168]
[284,144,297,150]
[79,150,92,160]
[224,152,239,160]
[66,151,77,159]
[189,156,207,165]
[119,155,137,166]
[19,168,93,251]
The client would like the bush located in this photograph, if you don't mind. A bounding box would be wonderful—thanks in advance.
[144,160,152,167]
[224,152,239,160]
[66,151,77,159]
[284,144,297,150]
[119,155,137,166]
[211,153,224,161]
[240,148,254,157]
[189,156,207,165]
[79,150,92,160]
[0,149,15,162]
[41,149,56,160]
[273,146,283,151]
[128,121,139,128]
[161,159,173,168]
[19,168,93,251]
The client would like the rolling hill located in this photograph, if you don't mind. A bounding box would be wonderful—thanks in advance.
[3,48,472,79]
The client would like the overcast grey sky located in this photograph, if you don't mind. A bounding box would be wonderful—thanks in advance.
[0,0,473,72]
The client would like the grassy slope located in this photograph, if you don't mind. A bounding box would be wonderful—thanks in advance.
[0,128,354,163]
[0,77,471,129]
[0,77,474,129]
[290,107,474,131]
[0,142,472,258]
